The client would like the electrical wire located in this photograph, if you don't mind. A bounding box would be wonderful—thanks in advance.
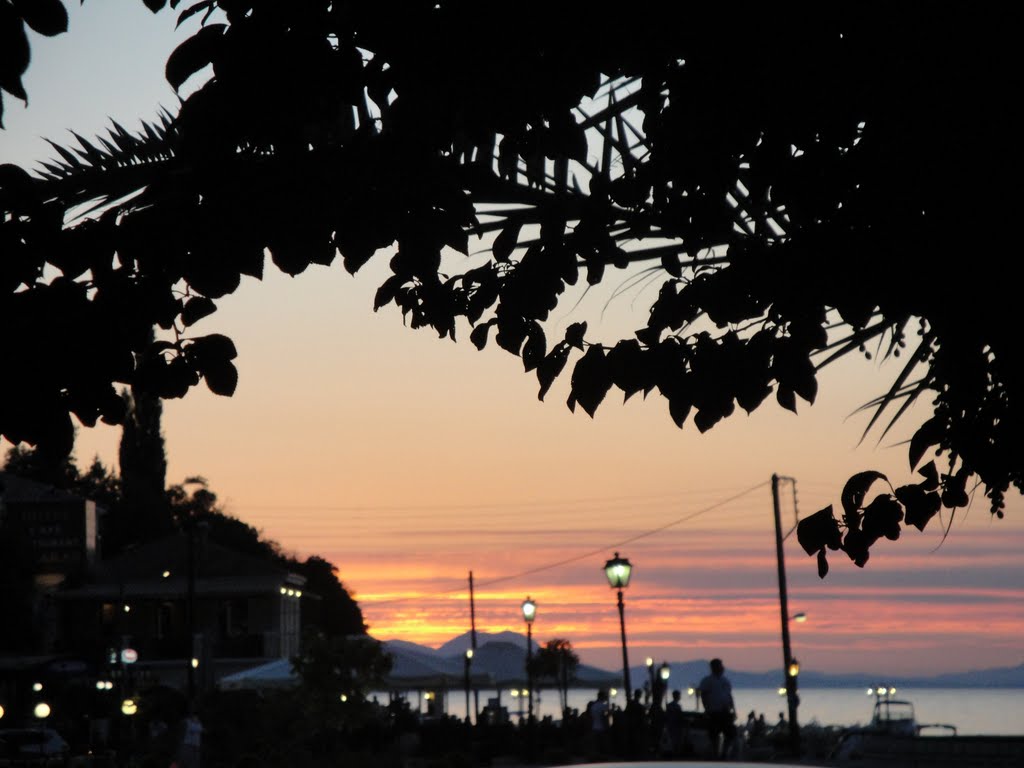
[361,480,770,606]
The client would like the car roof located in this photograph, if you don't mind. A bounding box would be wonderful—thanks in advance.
[554,763,809,768]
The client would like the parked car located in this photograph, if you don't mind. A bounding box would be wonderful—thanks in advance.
[0,727,70,766]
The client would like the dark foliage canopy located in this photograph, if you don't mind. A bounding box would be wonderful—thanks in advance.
[0,2,1017,575]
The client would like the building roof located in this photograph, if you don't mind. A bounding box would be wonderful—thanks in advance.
[57,531,304,600]
[218,639,620,692]
[0,472,86,505]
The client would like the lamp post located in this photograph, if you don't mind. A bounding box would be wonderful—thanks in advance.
[658,662,671,708]
[645,658,654,704]
[687,685,701,711]
[603,552,633,696]
[772,474,800,758]
[464,649,474,724]
[521,597,536,723]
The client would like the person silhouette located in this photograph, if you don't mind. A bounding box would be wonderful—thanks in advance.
[588,688,610,756]
[664,689,684,756]
[625,688,647,757]
[698,658,736,759]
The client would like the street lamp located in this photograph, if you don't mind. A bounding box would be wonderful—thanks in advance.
[603,552,633,696]
[772,475,801,758]
[645,658,655,704]
[521,597,536,723]
[464,649,474,724]
[656,662,671,708]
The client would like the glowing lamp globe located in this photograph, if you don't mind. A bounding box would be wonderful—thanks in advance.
[604,552,632,589]
[521,597,537,624]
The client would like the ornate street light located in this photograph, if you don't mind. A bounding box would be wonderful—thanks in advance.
[603,552,633,696]
[521,597,536,723]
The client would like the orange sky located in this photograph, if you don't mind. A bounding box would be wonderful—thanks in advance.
[2,3,1022,678]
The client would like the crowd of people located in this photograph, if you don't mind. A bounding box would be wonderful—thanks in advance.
[579,657,790,761]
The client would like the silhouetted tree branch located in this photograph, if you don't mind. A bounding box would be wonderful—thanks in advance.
[0,2,1017,575]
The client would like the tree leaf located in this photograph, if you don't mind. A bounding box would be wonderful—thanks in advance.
[185,333,238,366]
[776,385,797,413]
[176,1,216,28]
[909,417,943,471]
[495,315,529,355]
[841,471,887,519]
[896,483,941,531]
[165,23,225,91]
[522,324,546,372]
[917,460,939,491]
[668,394,691,429]
[0,6,30,101]
[564,321,587,350]
[492,221,521,262]
[537,344,570,401]
[569,344,611,417]
[941,467,970,509]
[12,0,68,37]
[181,296,216,326]
[862,494,903,541]
[842,528,872,568]
[203,359,238,396]
[374,275,404,311]
[797,505,842,556]
[470,321,492,351]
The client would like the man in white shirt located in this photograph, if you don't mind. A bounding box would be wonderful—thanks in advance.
[699,658,736,759]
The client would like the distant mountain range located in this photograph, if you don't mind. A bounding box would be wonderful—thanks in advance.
[379,631,1024,689]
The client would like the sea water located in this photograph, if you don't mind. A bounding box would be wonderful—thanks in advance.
[403,687,1024,736]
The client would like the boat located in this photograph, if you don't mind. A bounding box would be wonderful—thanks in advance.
[833,688,957,760]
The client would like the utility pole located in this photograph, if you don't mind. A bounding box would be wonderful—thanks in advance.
[772,474,800,758]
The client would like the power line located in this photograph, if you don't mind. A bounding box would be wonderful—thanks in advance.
[225,484,775,517]
[362,480,770,607]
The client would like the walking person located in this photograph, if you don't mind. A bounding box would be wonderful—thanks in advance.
[587,687,611,758]
[624,688,647,757]
[664,689,685,756]
[699,658,737,760]
[176,710,203,768]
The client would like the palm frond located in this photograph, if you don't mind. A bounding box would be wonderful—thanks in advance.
[37,109,176,182]
[23,110,180,220]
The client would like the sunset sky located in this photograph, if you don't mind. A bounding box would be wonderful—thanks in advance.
[2,3,1021,678]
